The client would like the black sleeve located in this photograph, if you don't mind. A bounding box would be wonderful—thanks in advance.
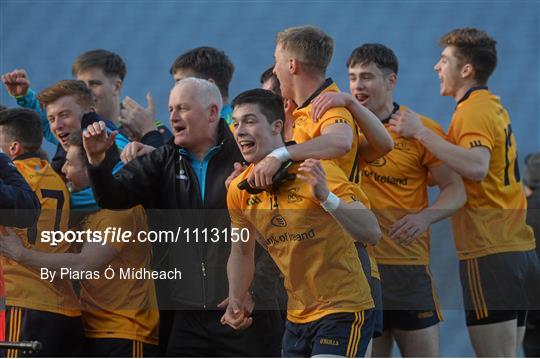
[140,130,165,148]
[88,147,166,209]
[0,153,41,228]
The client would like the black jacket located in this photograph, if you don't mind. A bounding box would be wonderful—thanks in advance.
[88,121,279,309]
[0,153,40,228]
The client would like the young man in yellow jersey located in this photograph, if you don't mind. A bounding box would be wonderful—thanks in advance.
[391,27,540,357]
[224,88,381,357]
[0,131,159,357]
[249,25,393,189]
[311,43,466,357]
[0,108,83,357]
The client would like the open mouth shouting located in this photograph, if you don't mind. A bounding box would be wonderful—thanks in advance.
[238,139,256,154]
[354,92,369,106]
[57,132,70,145]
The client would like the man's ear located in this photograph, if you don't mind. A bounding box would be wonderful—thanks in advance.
[208,103,220,123]
[272,119,284,135]
[386,72,398,91]
[114,78,123,94]
[9,140,23,158]
[461,63,475,80]
[289,58,299,75]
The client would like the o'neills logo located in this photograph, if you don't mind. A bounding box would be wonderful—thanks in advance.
[320,338,339,346]
[368,156,387,167]
[271,215,287,227]
[362,170,408,186]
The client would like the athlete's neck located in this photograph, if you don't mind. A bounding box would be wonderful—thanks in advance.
[376,99,396,122]
[293,75,326,108]
[453,80,479,103]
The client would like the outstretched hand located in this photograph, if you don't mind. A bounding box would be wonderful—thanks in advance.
[2,69,31,97]
[119,92,158,141]
[82,121,117,166]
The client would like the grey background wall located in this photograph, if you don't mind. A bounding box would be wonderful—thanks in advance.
[1,0,538,356]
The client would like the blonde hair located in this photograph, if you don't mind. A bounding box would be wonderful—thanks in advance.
[276,25,334,74]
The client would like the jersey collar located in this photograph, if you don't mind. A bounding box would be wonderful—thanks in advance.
[13,152,42,162]
[381,102,400,124]
[297,78,334,109]
[456,85,489,107]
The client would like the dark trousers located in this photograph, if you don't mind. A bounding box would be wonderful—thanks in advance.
[160,309,283,357]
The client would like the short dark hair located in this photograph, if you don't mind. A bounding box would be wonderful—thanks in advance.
[170,47,234,99]
[346,43,399,75]
[260,66,281,95]
[232,89,285,127]
[37,80,94,110]
[72,49,127,81]
[439,28,497,85]
[0,108,43,152]
[67,131,89,166]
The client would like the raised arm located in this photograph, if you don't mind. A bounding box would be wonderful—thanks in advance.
[2,69,57,144]
[84,121,162,209]
[389,108,490,181]
[311,92,394,162]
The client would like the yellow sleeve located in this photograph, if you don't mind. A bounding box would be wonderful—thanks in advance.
[317,107,356,135]
[421,118,445,167]
[450,109,495,151]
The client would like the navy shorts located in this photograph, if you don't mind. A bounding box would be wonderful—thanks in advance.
[0,306,84,357]
[459,250,540,326]
[379,264,443,331]
[355,243,383,337]
[83,337,158,357]
[282,310,374,357]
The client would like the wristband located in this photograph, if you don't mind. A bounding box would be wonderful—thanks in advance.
[267,146,291,163]
[320,192,340,213]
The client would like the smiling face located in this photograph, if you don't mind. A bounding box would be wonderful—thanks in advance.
[348,62,395,119]
[232,103,281,164]
[62,145,90,193]
[46,95,85,150]
[76,67,120,121]
[434,46,466,100]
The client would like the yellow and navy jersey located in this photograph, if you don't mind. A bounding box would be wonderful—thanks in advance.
[361,106,445,265]
[2,154,80,317]
[292,79,362,184]
[447,87,534,259]
[79,205,159,345]
[228,160,374,324]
